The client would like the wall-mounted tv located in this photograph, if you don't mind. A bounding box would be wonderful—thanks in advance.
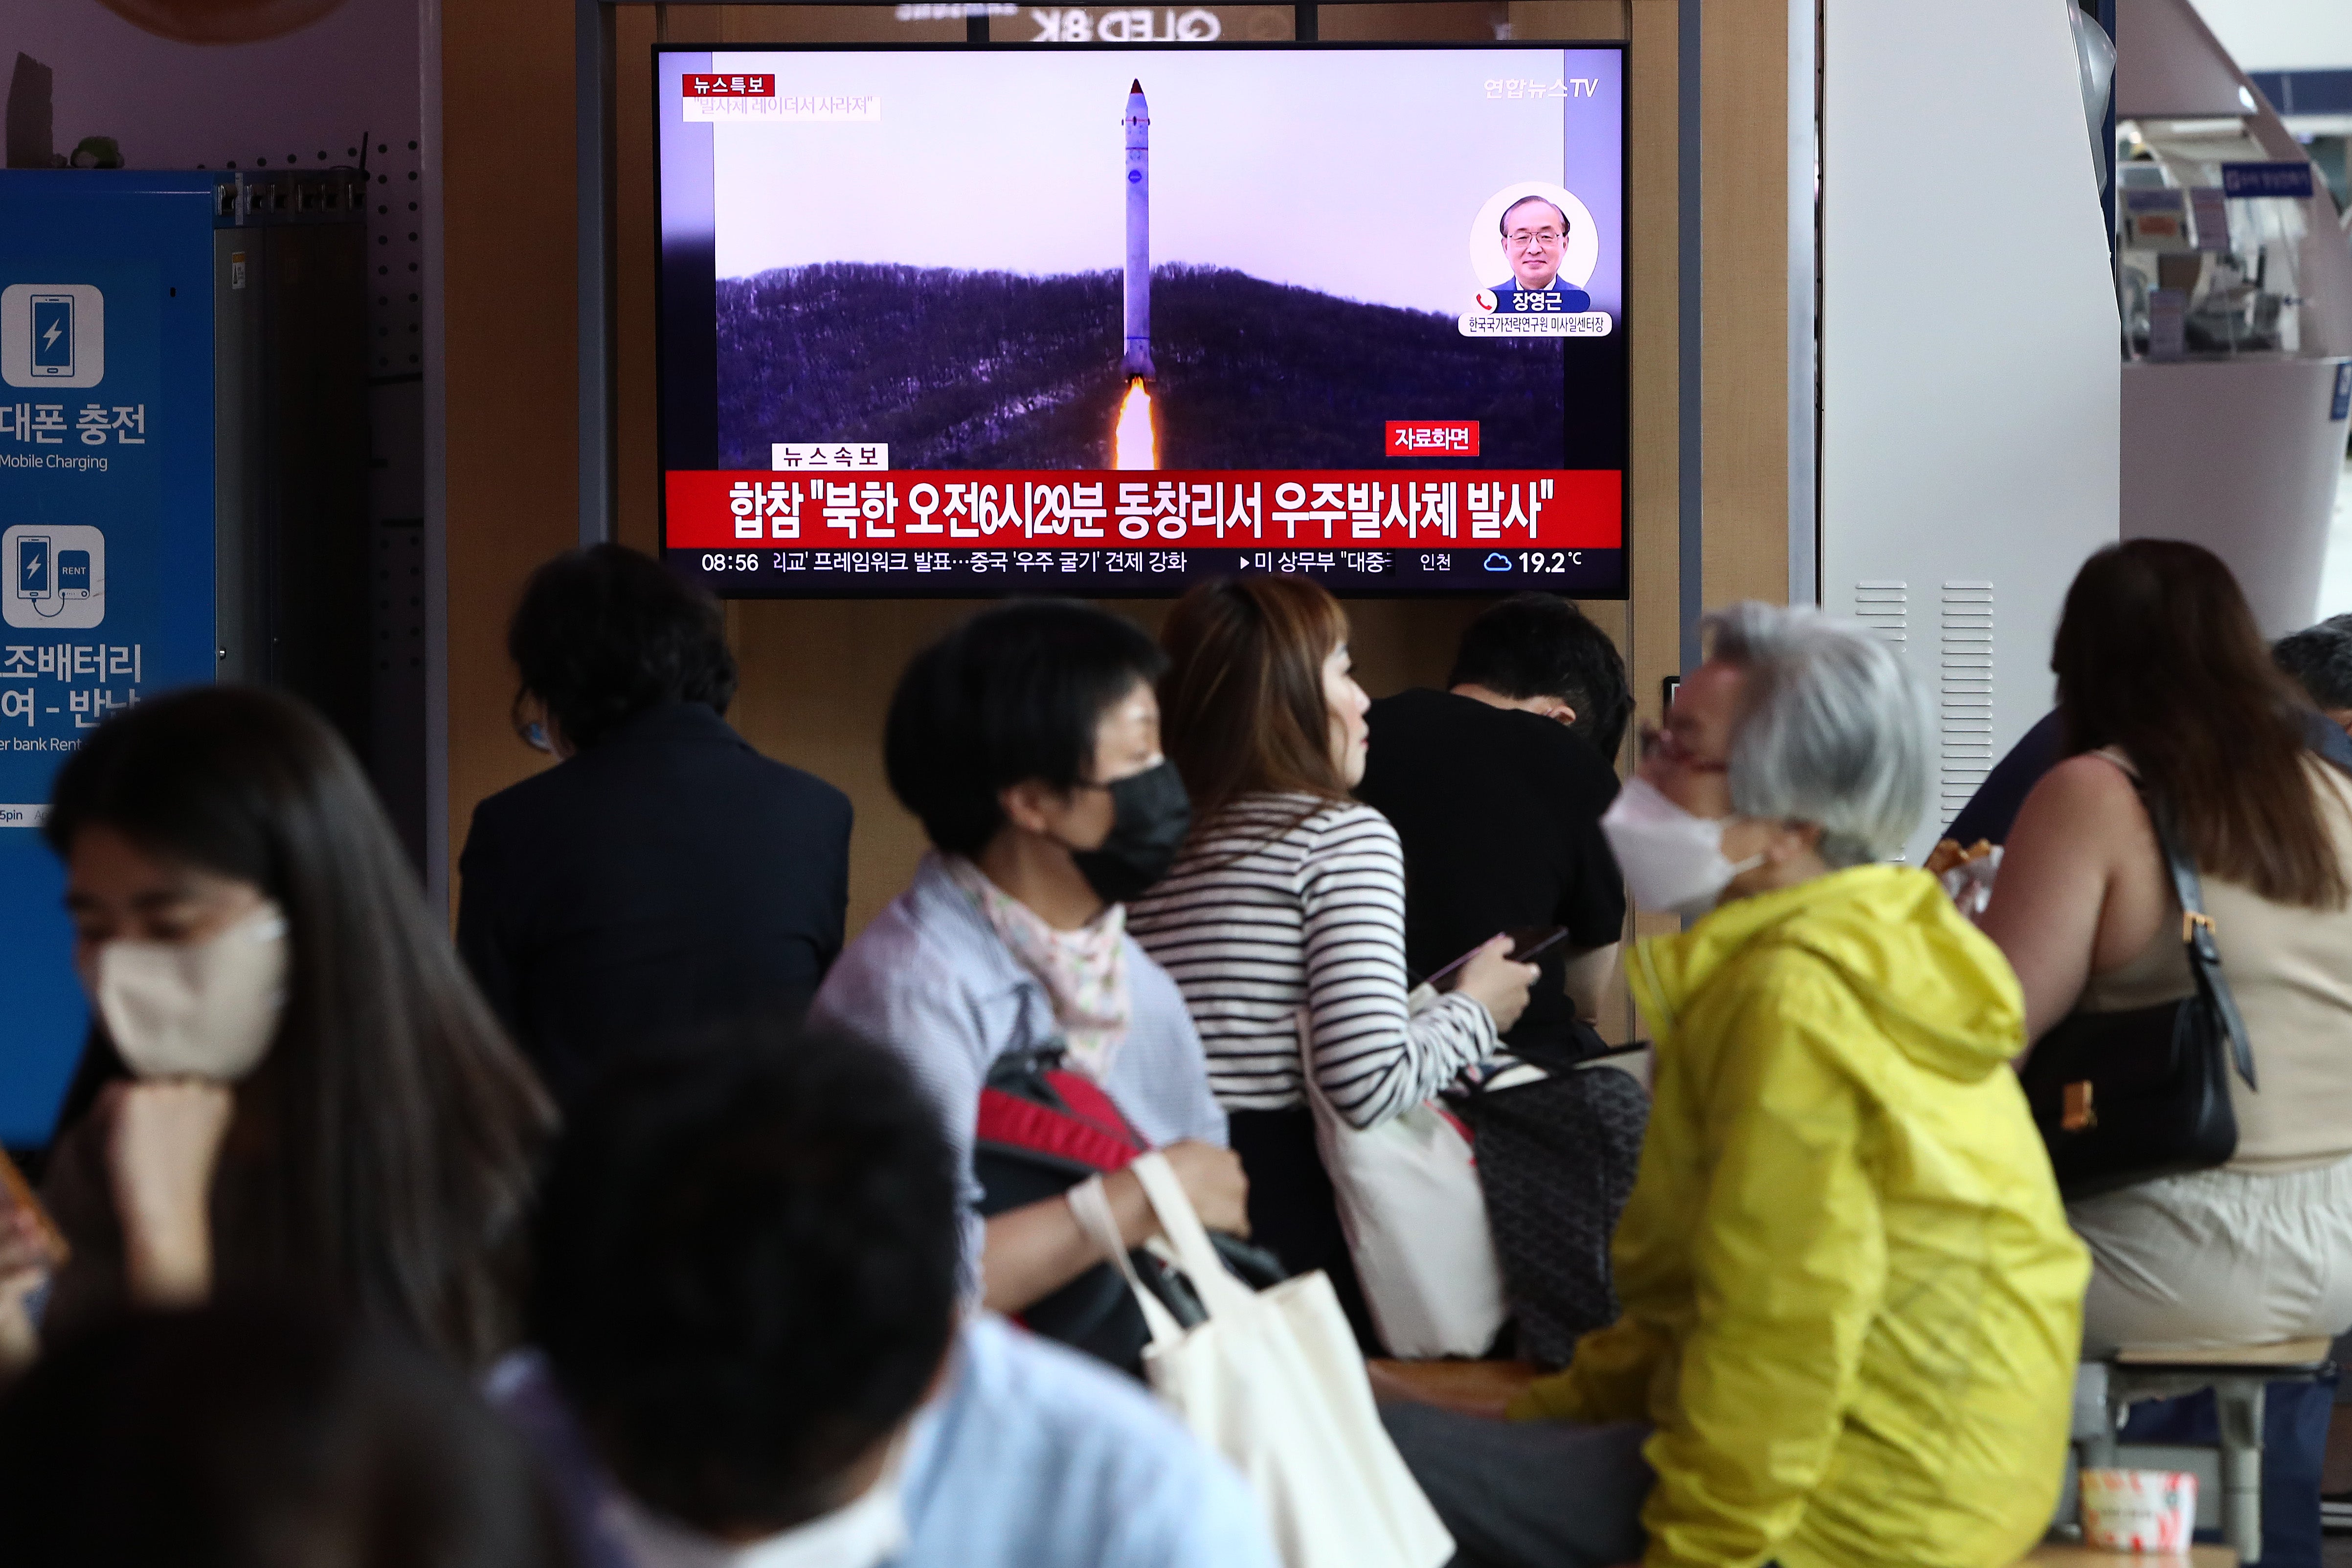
[655,41,1628,598]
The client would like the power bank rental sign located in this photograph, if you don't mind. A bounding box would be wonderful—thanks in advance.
[0,173,221,1145]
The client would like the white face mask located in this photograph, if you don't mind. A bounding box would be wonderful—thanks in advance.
[1600,775,1765,918]
[87,902,290,1082]
[604,1448,909,1568]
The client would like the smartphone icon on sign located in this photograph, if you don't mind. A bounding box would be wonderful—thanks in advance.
[29,296,73,377]
[17,536,50,598]
[57,549,90,598]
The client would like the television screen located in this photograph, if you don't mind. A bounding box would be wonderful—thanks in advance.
[655,41,1628,598]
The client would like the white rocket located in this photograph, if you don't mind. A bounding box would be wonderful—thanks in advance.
[1121,79,1155,381]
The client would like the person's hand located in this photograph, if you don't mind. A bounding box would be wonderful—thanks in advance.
[0,1209,59,1374]
[104,1080,234,1307]
[1453,934,1541,1034]
[1158,1140,1251,1237]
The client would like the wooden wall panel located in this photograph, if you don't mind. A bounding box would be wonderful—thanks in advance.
[452,0,1783,1031]
[1699,0,1791,610]
[440,0,582,897]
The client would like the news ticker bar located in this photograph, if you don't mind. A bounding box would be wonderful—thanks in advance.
[662,468,1625,553]
[668,542,1629,600]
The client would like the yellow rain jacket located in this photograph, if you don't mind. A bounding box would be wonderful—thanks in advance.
[1510,864,2088,1568]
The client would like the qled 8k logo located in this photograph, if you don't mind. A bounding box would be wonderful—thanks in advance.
[1,284,106,389]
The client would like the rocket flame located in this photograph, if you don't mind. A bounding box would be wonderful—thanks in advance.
[1113,378,1156,470]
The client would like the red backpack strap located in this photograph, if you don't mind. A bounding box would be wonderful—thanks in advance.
[976,1084,1144,1174]
[1039,1067,1147,1152]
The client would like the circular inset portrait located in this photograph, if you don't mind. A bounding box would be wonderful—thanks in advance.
[1469,183,1600,296]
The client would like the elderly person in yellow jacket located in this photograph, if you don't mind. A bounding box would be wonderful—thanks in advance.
[1382,602,2089,1568]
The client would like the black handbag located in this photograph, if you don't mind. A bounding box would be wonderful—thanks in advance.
[1456,1043,1648,1369]
[2017,793,2257,1201]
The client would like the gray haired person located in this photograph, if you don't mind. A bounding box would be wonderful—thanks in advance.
[1378,600,2087,1568]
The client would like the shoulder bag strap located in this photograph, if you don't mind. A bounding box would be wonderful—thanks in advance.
[2144,793,2258,1092]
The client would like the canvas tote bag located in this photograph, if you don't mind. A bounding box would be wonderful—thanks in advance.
[1300,1001,1508,1358]
[1070,1153,1455,1568]
[1303,1071,1507,1358]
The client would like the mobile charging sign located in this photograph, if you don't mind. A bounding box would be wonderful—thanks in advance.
[0,174,221,1145]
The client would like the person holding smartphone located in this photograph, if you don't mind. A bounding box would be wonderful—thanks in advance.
[1356,593,1630,1065]
[1128,578,1538,1350]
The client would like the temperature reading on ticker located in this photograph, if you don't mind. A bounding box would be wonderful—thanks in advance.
[1519,550,1586,573]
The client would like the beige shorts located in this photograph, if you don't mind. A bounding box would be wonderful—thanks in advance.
[2068,1152,2352,1354]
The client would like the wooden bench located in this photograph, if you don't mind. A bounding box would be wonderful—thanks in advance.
[2020,1545,2234,1565]
[2082,1337,2333,1568]
[1367,1361,2257,1568]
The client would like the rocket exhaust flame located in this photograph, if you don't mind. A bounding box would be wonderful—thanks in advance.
[1113,378,1156,470]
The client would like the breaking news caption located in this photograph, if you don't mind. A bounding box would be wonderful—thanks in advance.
[661,467,1627,598]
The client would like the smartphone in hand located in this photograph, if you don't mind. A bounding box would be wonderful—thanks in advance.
[1424,925,1570,992]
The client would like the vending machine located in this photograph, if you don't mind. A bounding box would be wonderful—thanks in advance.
[0,169,367,1148]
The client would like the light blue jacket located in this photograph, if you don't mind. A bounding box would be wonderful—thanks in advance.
[810,854,1227,1285]
[493,1315,1279,1568]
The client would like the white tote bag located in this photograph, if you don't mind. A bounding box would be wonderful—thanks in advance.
[1071,1153,1455,1568]
[1302,1003,1509,1358]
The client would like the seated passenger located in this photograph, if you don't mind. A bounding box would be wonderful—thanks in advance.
[499,1020,1277,1568]
[1355,592,1630,1064]
[1128,578,1536,1348]
[2272,609,2352,740]
[1947,608,2352,850]
[458,543,852,1104]
[0,1302,570,1568]
[809,601,1243,1318]
[1384,602,2087,1568]
[1982,542,2352,1355]
[7,689,551,1372]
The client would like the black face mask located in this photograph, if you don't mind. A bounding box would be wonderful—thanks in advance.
[1071,759,1193,905]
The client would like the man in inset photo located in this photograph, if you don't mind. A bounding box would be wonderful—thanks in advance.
[1489,195,1592,313]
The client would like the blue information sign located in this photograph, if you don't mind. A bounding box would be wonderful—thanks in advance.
[0,173,221,1145]
[2220,161,2317,200]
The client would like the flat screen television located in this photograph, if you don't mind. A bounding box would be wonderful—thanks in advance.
[655,40,1628,598]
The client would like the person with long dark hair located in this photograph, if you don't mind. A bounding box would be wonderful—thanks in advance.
[1982,539,2352,1354]
[3,687,552,1370]
[1127,578,1536,1347]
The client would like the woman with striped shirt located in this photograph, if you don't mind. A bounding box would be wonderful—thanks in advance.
[1128,579,1536,1347]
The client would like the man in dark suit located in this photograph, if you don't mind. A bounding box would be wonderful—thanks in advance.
[457,544,851,1103]
[1487,195,1592,314]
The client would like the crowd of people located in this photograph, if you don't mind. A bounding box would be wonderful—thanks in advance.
[2,538,2350,1568]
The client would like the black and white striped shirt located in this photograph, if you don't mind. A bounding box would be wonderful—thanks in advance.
[1127,792,1500,1128]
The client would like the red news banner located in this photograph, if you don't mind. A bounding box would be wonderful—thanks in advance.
[666,470,1624,552]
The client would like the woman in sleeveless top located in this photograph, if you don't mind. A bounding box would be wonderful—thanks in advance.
[1980,541,2352,1354]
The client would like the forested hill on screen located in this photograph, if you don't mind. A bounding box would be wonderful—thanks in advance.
[716,262,1570,471]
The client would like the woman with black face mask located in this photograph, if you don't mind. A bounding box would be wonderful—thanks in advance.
[811,601,1246,1331]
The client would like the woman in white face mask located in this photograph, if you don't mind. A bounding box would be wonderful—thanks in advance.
[1384,603,2090,1568]
[0,688,552,1375]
